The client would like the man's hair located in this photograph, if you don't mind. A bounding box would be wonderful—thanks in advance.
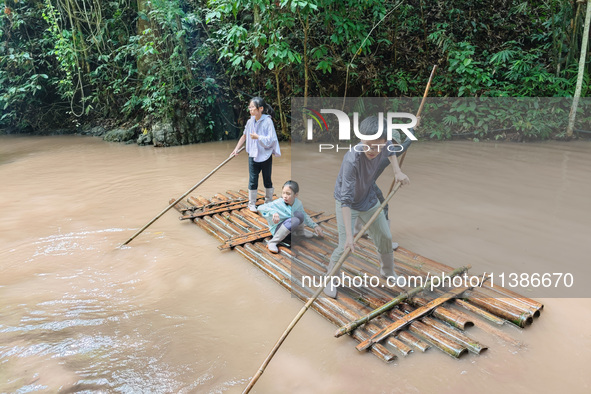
[359,115,387,141]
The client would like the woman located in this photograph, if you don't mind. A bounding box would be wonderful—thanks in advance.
[231,97,281,211]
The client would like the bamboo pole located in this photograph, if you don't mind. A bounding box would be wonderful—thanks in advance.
[253,244,398,362]
[397,330,431,352]
[567,0,591,137]
[410,296,473,330]
[393,247,543,320]
[454,299,506,325]
[461,291,533,328]
[120,147,245,246]
[471,286,539,318]
[336,265,470,339]
[396,302,486,355]
[388,65,437,194]
[242,183,404,393]
[480,282,543,313]
[352,282,471,350]
[421,316,487,354]
[389,308,467,358]
[444,306,522,347]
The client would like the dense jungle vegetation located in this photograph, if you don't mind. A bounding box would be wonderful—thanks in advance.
[1,0,589,143]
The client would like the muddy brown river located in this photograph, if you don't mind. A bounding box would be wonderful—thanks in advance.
[1,135,590,393]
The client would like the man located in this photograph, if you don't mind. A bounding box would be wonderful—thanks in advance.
[324,115,410,298]
[353,125,414,249]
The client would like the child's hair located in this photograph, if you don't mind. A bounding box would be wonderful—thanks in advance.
[250,96,275,118]
[283,180,299,194]
[359,115,387,141]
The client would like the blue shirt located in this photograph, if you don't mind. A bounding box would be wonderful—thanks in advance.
[257,197,317,235]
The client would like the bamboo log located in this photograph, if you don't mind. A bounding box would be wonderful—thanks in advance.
[240,208,269,226]
[192,216,223,240]
[342,241,532,330]
[211,214,243,237]
[461,291,533,328]
[470,286,538,319]
[440,307,523,347]
[407,320,467,359]
[397,330,431,352]
[269,248,397,362]
[193,195,211,206]
[202,216,233,239]
[453,299,506,325]
[354,284,471,351]
[231,212,265,231]
[337,290,413,356]
[410,296,473,330]
[396,303,486,355]
[389,308,467,358]
[219,229,272,250]
[180,197,265,219]
[480,282,543,313]
[390,253,523,326]
[169,198,193,213]
[224,213,254,232]
[225,190,244,199]
[567,0,591,137]
[335,265,470,338]
[421,316,487,355]
[395,247,543,314]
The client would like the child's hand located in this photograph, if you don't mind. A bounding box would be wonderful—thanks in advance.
[272,213,280,224]
[314,226,324,237]
[251,132,259,140]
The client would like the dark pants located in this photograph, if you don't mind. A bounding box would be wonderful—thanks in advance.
[249,156,273,190]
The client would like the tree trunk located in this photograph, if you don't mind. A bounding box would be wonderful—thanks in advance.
[566,0,591,137]
[137,0,151,76]
[274,68,287,137]
[175,14,193,81]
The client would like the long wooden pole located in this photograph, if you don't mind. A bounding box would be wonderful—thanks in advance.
[389,65,437,194]
[120,147,245,247]
[242,183,403,394]
[243,67,437,392]
[566,0,591,137]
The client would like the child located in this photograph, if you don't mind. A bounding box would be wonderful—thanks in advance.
[257,180,323,253]
[231,97,281,211]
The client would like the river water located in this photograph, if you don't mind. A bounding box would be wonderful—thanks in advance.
[0,135,590,393]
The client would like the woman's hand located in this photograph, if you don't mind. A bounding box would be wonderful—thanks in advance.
[250,132,259,140]
[230,148,240,157]
[272,213,280,224]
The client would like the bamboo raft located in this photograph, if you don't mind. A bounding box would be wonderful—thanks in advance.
[172,190,543,362]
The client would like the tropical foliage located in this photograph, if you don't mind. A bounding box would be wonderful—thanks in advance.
[0,0,588,141]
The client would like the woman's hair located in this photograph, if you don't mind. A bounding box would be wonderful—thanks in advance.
[250,96,275,118]
[283,180,299,194]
